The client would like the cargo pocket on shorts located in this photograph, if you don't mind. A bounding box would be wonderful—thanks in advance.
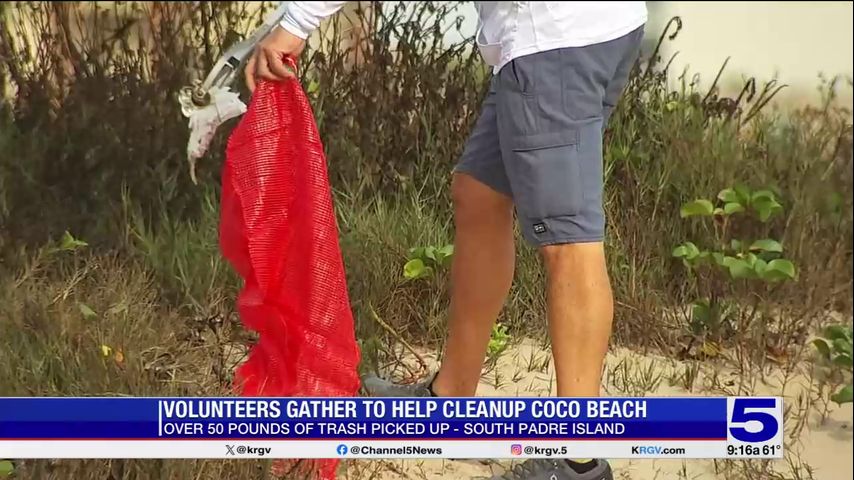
[507,129,582,220]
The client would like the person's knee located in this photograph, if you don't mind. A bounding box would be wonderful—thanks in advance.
[540,242,606,274]
[451,173,513,226]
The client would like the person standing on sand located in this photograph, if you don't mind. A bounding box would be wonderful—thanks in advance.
[245,2,646,479]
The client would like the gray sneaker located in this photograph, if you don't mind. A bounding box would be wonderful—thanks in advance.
[490,459,613,480]
[361,372,435,397]
[361,375,613,480]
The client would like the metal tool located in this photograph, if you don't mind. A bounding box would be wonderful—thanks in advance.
[178,2,291,183]
[182,2,291,110]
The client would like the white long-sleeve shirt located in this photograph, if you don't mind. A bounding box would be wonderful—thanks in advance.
[279,2,647,72]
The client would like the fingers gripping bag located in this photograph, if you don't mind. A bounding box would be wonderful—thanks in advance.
[219,60,361,479]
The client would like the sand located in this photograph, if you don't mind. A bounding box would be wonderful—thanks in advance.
[341,339,853,480]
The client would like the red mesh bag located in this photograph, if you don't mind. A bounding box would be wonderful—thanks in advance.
[219,65,361,479]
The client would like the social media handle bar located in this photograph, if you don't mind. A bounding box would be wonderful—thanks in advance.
[335,443,445,458]
[333,441,724,459]
[726,397,784,458]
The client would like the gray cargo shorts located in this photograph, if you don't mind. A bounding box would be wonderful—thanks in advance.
[455,26,644,247]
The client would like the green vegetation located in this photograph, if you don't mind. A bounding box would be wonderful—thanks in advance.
[673,186,797,343]
[813,325,853,405]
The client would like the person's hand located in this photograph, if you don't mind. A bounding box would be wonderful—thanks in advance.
[244,26,306,92]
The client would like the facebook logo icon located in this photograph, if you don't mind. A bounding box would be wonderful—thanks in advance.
[336,444,348,456]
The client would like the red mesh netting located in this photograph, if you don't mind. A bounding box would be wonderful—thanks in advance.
[219,70,361,479]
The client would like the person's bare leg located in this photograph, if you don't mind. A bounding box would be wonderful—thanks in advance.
[430,173,515,397]
[541,242,613,397]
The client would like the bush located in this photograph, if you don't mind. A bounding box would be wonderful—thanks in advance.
[1,0,852,389]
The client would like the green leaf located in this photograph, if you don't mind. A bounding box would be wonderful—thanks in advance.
[435,244,455,266]
[713,207,725,217]
[692,300,711,326]
[751,189,777,203]
[717,188,740,204]
[672,242,700,260]
[832,354,852,369]
[757,250,782,263]
[724,202,745,215]
[59,230,88,252]
[0,460,13,477]
[830,384,853,405]
[763,259,797,282]
[683,243,701,260]
[403,259,426,279]
[727,258,756,279]
[753,197,784,223]
[488,323,512,358]
[424,246,437,262]
[712,252,726,266]
[813,339,832,359]
[824,325,852,342]
[743,252,758,267]
[680,199,715,218]
[407,247,425,260]
[730,239,743,252]
[78,302,97,319]
[734,184,752,205]
[832,338,853,357]
[753,258,768,276]
[750,239,783,253]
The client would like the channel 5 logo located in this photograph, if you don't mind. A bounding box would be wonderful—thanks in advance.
[727,398,781,443]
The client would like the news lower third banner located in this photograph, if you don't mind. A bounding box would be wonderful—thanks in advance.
[0,397,783,460]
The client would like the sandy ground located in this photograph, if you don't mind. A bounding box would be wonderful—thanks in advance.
[341,339,853,480]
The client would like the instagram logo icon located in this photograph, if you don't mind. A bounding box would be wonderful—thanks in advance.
[510,444,523,456]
